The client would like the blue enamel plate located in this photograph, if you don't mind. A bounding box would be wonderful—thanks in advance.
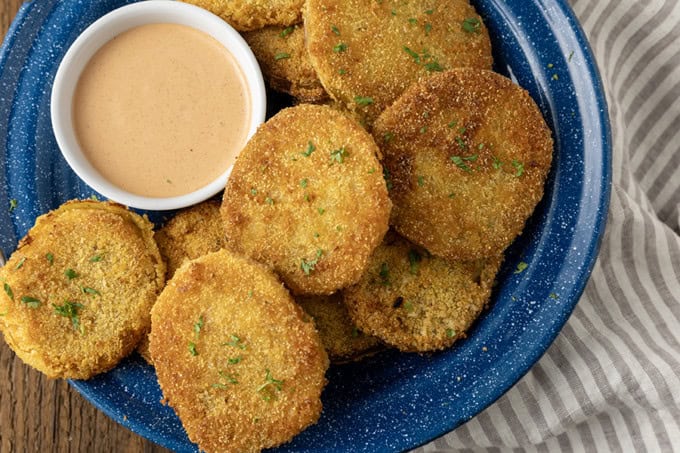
[0,0,611,451]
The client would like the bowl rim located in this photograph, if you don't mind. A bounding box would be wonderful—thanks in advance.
[49,0,267,211]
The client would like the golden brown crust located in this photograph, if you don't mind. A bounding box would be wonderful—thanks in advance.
[343,232,502,352]
[304,0,493,125]
[221,104,391,295]
[181,0,304,31]
[155,200,226,280]
[243,24,328,103]
[0,200,165,379]
[296,293,383,363]
[373,68,553,260]
[149,249,328,453]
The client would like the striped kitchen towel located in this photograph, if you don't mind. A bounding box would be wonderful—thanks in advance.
[418,0,680,451]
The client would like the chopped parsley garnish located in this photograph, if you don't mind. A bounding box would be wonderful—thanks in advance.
[383,131,394,143]
[194,316,204,340]
[379,262,390,285]
[448,192,456,199]
[8,199,17,212]
[3,283,14,301]
[274,52,291,61]
[302,141,316,157]
[568,50,575,62]
[549,293,559,300]
[46,252,54,265]
[408,17,417,25]
[512,160,525,177]
[462,17,481,33]
[333,42,348,52]
[354,96,374,106]
[257,369,284,400]
[514,261,528,274]
[212,370,238,389]
[408,249,422,274]
[265,197,274,205]
[331,25,340,35]
[15,257,26,270]
[81,287,100,296]
[188,342,198,356]
[330,147,349,163]
[492,156,503,170]
[417,175,425,186]
[419,126,427,134]
[448,120,457,128]
[402,46,444,72]
[89,254,103,262]
[451,155,472,172]
[53,300,84,332]
[279,26,294,38]
[250,188,258,195]
[224,334,247,350]
[64,268,78,280]
[301,249,323,275]
[300,178,308,188]
[552,74,559,81]
[424,23,432,35]
[425,9,434,14]
[228,357,242,365]
[351,327,359,338]
[317,207,325,215]
[446,328,456,338]
[383,167,393,191]
[338,68,347,75]
[20,296,41,308]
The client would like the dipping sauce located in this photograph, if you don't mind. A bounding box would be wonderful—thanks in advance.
[72,23,251,198]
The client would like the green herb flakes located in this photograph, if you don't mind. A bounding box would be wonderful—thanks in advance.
[354,96,373,106]
[330,147,349,163]
[15,257,26,270]
[224,334,247,350]
[82,287,100,296]
[274,52,291,61]
[89,254,103,262]
[46,252,54,265]
[408,249,422,274]
[446,328,456,338]
[257,369,284,400]
[64,268,78,280]
[53,300,84,332]
[300,178,309,188]
[8,199,17,212]
[417,175,425,186]
[251,188,258,195]
[21,296,41,309]
[188,342,198,356]
[333,42,348,52]
[331,25,340,35]
[194,316,204,340]
[462,17,481,33]
[265,197,274,205]
[379,262,390,286]
[424,23,432,35]
[228,357,242,365]
[279,26,294,38]
[301,249,323,275]
[451,156,472,172]
[419,126,427,134]
[383,131,394,143]
[3,283,13,301]
[338,68,347,75]
[514,261,528,274]
[302,141,316,157]
[512,160,525,177]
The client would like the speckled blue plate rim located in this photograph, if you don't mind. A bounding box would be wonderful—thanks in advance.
[0,0,612,452]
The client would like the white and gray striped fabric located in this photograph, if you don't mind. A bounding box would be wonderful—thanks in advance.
[418,0,680,451]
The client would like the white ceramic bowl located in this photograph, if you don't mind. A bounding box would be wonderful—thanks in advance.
[51,0,266,211]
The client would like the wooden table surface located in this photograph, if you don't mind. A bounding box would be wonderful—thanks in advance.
[0,2,170,452]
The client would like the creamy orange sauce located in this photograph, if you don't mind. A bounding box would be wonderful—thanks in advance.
[73,23,251,198]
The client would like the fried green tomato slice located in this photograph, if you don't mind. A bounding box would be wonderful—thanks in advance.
[373,68,553,260]
[181,0,304,31]
[243,24,328,103]
[149,249,328,453]
[343,232,502,352]
[156,200,226,280]
[0,200,165,379]
[221,104,391,295]
[304,0,492,125]
[296,293,383,363]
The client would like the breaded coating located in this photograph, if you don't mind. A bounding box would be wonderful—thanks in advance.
[243,24,328,103]
[149,249,328,453]
[156,200,226,280]
[343,232,502,352]
[373,68,553,260]
[221,104,391,295]
[0,200,165,379]
[296,293,382,363]
[304,0,492,125]
[181,0,304,31]
[137,200,226,364]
